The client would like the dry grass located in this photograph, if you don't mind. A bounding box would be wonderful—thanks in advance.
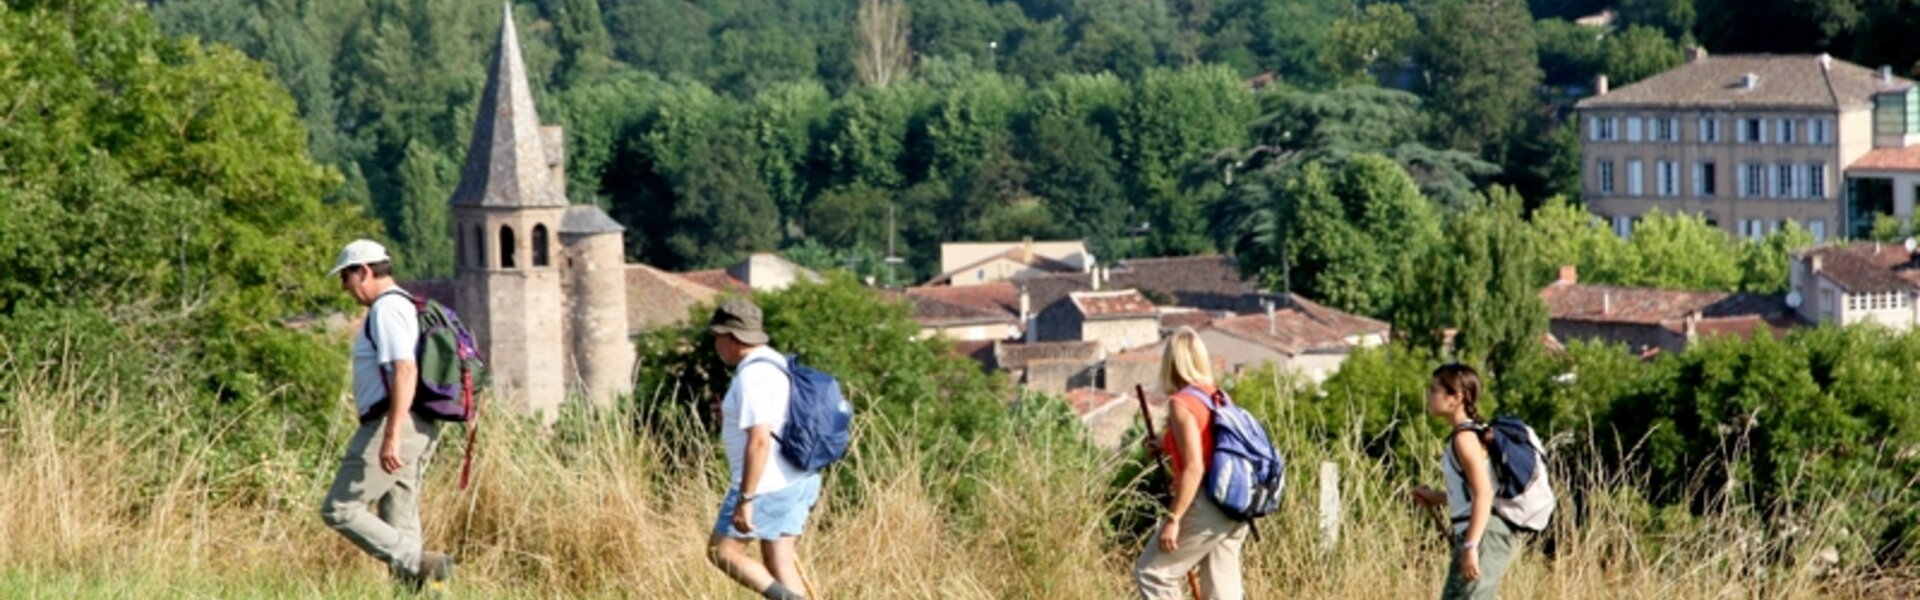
[0,356,1900,599]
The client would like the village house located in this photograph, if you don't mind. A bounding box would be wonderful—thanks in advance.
[926,239,1092,286]
[1789,241,1920,327]
[1540,266,1799,356]
[1195,294,1391,383]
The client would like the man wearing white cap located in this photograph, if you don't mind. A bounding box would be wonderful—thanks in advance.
[320,239,453,594]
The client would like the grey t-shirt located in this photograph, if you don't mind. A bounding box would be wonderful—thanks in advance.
[352,290,420,417]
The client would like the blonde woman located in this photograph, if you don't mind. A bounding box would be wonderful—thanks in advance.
[1135,327,1249,599]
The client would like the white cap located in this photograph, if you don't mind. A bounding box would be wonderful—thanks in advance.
[327,239,392,276]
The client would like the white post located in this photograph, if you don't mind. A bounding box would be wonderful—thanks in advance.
[1319,461,1341,555]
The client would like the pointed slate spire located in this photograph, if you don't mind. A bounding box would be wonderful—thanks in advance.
[450,3,566,208]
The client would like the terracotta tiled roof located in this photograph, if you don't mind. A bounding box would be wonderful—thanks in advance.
[1204,295,1389,356]
[1540,282,1787,324]
[1159,310,1215,332]
[1107,255,1262,311]
[904,282,1021,325]
[1070,290,1158,319]
[1850,146,1920,173]
[1576,55,1910,111]
[1065,387,1128,417]
[1801,243,1920,293]
[947,340,998,370]
[993,340,1103,370]
[681,269,751,294]
[627,265,721,331]
[396,279,456,308]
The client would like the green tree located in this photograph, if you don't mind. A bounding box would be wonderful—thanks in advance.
[1318,3,1418,86]
[746,81,834,241]
[1739,223,1815,294]
[1603,24,1685,86]
[1418,0,1544,154]
[1625,209,1742,290]
[396,139,456,279]
[0,0,374,413]
[664,130,782,268]
[1121,65,1256,255]
[1534,18,1606,87]
[1281,155,1444,317]
[1618,0,1697,40]
[1397,187,1550,377]
[1530,196,1640,284]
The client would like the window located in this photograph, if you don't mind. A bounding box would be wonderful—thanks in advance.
[1745,219,1766,241]
[1598,160,1616,194]
[1741,163,1765,197]
[1628,160,1645,196]
[473,225,485,269]
[499,225,516,269]
[1811,220,1827,243]
[1628,117,1644,142]
[1776,164,1795,198]
[1741,118,1765,143]
[1809,163,1827,199]
[1655,118,1678,142]
[1809,119,1830,144]
[1778,118,1796,144]
[1591,117,1619,141]
[1613,215,1634,239]
[531,224,550,267]
[1657,161,1679,196]
[1695,162,1717,197]
[456,228,466,268]
[1699,117,1722,142]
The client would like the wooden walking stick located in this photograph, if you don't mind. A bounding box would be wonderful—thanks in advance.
[1135,385,1204,600]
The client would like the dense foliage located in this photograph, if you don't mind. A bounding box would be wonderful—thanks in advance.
[0,0,373,458]
[146,0,1808,281]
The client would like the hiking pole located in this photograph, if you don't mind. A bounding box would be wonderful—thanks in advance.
[1134,385,1203,600]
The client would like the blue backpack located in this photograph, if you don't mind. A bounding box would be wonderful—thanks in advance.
[1186,388,1286,521]
[743,355,854,472]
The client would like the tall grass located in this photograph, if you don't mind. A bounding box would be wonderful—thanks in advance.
[0,347,1902,598]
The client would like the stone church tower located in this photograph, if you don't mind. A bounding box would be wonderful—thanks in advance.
[451,5,632,417]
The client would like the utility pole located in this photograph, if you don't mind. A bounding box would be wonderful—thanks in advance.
[884,204,905,288]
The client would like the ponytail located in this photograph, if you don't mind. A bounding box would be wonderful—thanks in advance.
[1430,363,1483,424]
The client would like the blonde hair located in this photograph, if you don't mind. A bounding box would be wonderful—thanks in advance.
[1159,327,1215,394]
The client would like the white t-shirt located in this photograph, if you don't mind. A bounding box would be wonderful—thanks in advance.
[722,346,804,494]
[351,290,420,417]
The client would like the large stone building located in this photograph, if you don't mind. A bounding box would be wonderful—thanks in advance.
[1576,51,1917,242]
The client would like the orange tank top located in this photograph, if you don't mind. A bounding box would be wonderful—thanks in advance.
[1163,385,1217,479]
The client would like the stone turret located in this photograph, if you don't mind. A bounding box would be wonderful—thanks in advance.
[561,204,633,408]
[451,4,568,419]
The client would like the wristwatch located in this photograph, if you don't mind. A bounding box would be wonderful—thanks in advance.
[1461,540,1479,551]
[740,493,757,503]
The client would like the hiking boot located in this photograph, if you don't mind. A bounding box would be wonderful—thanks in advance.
[417,551,455,597]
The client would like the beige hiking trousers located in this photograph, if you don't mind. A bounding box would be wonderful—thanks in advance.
[321,414,439,576]
[1134,497,1251,600]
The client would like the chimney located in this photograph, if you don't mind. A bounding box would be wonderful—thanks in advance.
[1020,287,1037,343]
[1558,265,1579,285]
[1685,311,1701,342]
[1742,73,1759,90]
[1603,290,1612,315]
[1812,255,1824,273]
[1091,265,1103,291]
[1264,299,1277,336]
[1594,74,1610,96]
[1818,53,1832,71]
[1686,46,1709,64]
[1882,65,1895,85]
[1021,236,1034,263]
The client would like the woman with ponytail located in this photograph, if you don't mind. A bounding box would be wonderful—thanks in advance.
[1410,363,1515,600]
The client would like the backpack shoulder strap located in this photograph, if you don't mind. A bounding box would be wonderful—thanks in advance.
[362,287,414,351]
[1447,422,1489,477]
